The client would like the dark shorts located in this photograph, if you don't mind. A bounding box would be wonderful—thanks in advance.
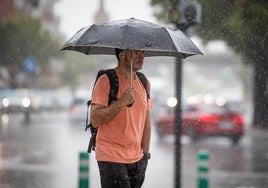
[97,156,148,188]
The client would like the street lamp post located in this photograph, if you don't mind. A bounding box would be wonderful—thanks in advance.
[168,1,201,187]
[174,56,182,188]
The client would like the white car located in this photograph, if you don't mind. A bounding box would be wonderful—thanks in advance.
[69,89,91,124]
[1,89,32,113]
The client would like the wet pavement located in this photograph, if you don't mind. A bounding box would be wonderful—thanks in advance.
[0,112,268,188]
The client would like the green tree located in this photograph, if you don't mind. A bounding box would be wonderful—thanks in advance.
[0,15,61,86]
[150,0,268,127]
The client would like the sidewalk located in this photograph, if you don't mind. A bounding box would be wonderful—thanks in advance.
[249,126,268,137]
[247,127,268,172]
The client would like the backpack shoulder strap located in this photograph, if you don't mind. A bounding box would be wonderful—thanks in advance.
[86,69,108,107]
[105,69,119,105]
[85,69,118,131]
[87,69,118,106]
[136,72,150,100]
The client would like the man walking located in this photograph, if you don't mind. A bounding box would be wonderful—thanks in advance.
[90,48,152,188]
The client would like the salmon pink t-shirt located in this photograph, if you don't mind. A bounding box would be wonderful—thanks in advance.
[91,70,152,163]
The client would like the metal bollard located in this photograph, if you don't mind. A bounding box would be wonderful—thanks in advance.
[23,107,30,123]
[197,150,210,188]
[79,152,90,188]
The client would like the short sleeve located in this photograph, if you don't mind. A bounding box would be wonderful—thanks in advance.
[91,74,110,106]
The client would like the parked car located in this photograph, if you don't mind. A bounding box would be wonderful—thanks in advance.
[0,89,33,113]
[223,100,246,115]
[155,103,245,144]
[0,88,13,113]
[69,89,91,124]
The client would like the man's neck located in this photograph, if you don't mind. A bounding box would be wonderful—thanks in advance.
[115,66,135,80]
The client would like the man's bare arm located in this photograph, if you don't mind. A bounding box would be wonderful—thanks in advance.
[141,111,151,153]
[90,88,136,128]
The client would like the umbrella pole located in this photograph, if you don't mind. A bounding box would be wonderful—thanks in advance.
[130,59,133,88]
[126,58,135,108]
[126,59,134,108]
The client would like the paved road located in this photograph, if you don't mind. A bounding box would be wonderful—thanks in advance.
[0,112,268,188]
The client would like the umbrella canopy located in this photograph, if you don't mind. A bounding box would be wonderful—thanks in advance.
[61,18,202,58]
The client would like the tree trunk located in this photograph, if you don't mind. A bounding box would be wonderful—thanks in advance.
[253,55,268,128]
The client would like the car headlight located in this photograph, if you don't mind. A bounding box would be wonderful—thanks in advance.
[22,97,31,108]
[167,97,177,108]
[2,97,9,107]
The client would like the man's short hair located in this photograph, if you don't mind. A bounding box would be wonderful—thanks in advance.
[115,48,123,61]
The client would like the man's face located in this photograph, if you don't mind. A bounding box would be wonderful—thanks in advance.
[124,50,144,71]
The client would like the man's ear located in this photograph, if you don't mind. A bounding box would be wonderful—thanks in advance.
[119,52,125,59]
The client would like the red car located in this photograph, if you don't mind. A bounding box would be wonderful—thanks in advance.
[155,103,245,144]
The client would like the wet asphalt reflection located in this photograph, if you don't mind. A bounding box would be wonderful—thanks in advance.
[0,112,268,188]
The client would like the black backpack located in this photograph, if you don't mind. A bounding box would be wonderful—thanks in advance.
[85,69,150,153]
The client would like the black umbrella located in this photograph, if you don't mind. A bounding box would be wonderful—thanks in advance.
[62,18,202,86]
[62,18,202,58]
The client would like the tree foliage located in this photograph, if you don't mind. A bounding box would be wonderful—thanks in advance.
[150,0,268,127]
[196,0,268,63]
[150,0,267,60]
[0,15,60,68]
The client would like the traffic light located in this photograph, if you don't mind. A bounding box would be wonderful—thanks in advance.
[180,1,201,26]
[168,0,180,25]
[168,0,201,30]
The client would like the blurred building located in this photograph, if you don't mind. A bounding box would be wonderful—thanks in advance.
[0,0,60,36]
[94,0,109,23]
[0,0,17,18]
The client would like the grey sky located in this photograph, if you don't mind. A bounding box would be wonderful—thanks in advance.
[54,0,156,39]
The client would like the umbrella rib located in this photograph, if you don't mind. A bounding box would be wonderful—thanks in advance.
[165,27,202,58]
[163,27,189,58]
[122,23,130,50]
